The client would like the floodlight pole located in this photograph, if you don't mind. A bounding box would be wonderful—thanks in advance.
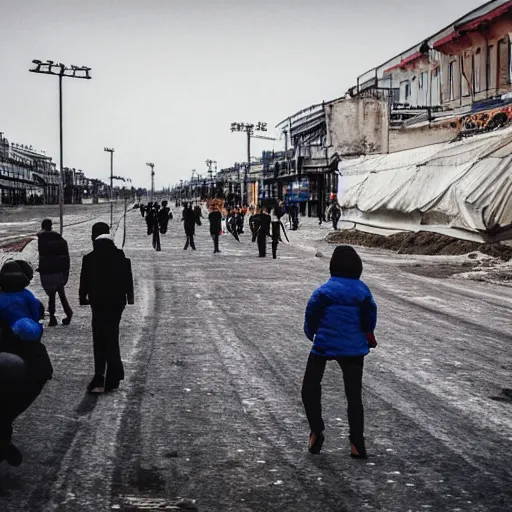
[104,147,115,229]
[59,74,64,233]
[146,162,155,202]
[230,122,268,205]
[29,60,91,234]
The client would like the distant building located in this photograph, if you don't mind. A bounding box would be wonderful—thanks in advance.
[0,130,107,206]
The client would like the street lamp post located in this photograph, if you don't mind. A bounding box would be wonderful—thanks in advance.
[230,122,268,205]
[146,162,155,202]
[205,160,217,199]
[30,60,91,235]
[104,147,115,229]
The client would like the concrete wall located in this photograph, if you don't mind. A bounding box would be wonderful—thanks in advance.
[388,120,459,153]
[326,97,389,156]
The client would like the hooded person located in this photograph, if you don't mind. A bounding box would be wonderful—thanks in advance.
[158,201,172,234]
[301,245,377,459]
[0,260,53,466]
[182,203,197,250]
[79,222,134,394]
[256,208,271,257]
[37,218,73,327]
[145,202,155,235]
[208,204,223,254]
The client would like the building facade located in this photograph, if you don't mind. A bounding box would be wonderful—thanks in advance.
[0,130,106,206]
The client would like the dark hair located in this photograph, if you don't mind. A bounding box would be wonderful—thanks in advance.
[329,245,363,279]
[91,222,110,240]
[41,218,52,231]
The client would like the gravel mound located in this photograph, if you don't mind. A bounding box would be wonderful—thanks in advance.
[326,230,512,261]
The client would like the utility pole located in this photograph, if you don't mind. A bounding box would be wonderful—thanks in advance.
[30,60,91,235]
[230,121,268,205]
[146,162,155,202]
[104,147,115,229]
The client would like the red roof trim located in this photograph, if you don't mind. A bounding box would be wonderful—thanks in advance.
[457,1,512,32]
[434,1,512,49]
[383,52,423,74]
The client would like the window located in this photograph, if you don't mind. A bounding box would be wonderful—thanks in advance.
[399,80,410,103]
[418,72,429,105]
[449,61,455,100]
[405,82,411,101]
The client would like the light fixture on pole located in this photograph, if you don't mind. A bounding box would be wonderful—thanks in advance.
[29,60,91,235]
[104,147,115,229]
[230,122,267,204]
[146,162,155,202]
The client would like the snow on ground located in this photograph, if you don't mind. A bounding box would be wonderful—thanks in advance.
[1,209,512,511]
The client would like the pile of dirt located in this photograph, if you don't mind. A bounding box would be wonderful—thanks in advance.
[326,230,512,261]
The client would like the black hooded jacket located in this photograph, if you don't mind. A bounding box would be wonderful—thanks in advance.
[79,238,134,307]
[37,230,70,275]
[183,208,197,236]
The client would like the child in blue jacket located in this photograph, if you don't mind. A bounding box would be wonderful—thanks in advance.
[302,245,377,458]
[0,260,53,466]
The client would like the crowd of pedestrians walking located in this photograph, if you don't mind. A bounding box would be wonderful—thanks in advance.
[0,196,377,467]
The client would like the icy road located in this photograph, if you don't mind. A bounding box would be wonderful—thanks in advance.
[1,208,511,512]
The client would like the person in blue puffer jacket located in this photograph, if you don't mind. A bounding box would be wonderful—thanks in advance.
[302,245,377,458]
[0,260,53,467]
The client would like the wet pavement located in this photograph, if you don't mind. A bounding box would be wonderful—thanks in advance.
[1,208,512,511]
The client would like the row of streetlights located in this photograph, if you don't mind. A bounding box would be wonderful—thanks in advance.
[174,121,275,205]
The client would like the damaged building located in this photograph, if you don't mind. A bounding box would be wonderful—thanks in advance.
[335,0,512,242]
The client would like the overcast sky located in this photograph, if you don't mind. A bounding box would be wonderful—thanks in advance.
[1,0,484,189]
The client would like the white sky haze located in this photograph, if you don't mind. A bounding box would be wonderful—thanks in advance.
[1,0,484,189]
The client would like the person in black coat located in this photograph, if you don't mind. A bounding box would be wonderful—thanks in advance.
[37,219,73,327]
[235,208,244,235]
[256,208,271,257]
[194,205,203,226]
[158,201,173,234]
[79,222,134,394]
[182,203,197,250]
[249,208,260,243]
[208,204,222,253]
[145,202,154,235]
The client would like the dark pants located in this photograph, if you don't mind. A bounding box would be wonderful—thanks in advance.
[0,344,52,444]
[212,234,220,252]
[272,240,278,259]
[48,286,72,319]
[0,377,48,443]
[152,228,161,251]
[301,352,364,443]
[91,305,125,387]
[184,235,196,250]
[257,234,266,257]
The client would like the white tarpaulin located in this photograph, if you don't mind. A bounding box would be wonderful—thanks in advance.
[337,127,512,242]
